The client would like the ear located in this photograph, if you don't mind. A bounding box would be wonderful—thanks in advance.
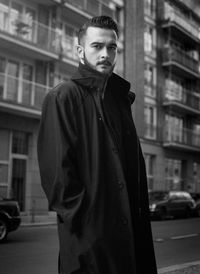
[76,44,84,62]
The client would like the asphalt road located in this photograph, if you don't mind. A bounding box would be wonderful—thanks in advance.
[0,218,200,273]
[0,225,59,274]
[152,217,200,269]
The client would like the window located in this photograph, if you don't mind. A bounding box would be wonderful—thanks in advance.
[192,124,200,146]
[165,158,182,190]
[12,131,29,155]
[6,60,19,101]
[144,24,156,57]
[144,154,155,189]
[61,24,78,60]
[10,1,23,36]
[0,129,29,209]
[0,56,6,98]
[144,0,155,18]
[11,131,29,210]
[0,56,40,107]
[0,129,10,198]
[165,76,185,102]
[144,104,157,139]
[144,63,156,97]
[23,7,36,41]
[0,0,9,31]
[165,115,183,143]
[116,50,124,76]
[22,64,33,105]
[115,6,124,27]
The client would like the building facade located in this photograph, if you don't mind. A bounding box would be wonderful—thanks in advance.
[136,0,200,193]
[0,0,124,214]
[1,0,200,215]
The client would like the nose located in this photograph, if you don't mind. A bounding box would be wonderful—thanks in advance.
[101,47,109,59]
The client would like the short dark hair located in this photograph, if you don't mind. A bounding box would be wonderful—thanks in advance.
[78,15,119,44]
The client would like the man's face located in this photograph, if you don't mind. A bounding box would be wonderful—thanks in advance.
[78,26,118,75]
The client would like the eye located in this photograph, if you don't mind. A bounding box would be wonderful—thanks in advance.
[93,44,102,49]
[108,45,117,51]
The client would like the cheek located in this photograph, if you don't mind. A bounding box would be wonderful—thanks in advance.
[111,52,117,62]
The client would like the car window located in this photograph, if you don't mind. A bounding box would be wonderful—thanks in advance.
[149,191,168,201]
[169,193,177,200]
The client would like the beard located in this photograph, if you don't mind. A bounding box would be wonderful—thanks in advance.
[83,52,115,75]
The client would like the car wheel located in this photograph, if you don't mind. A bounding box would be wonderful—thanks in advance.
[159,207,167,220]
[0,219,8,242]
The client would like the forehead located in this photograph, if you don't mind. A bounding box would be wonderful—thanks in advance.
[84,26,118,44]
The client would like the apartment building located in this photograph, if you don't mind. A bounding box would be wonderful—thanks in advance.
[130,0,200,193]
[0,0,124,214]
[1,0,200,216]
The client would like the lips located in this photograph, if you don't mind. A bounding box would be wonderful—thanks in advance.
[98,62,111,67]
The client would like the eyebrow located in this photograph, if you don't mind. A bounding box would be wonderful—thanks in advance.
[90,42,117,47]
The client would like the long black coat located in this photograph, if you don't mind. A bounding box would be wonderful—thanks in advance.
[37,63,157,274]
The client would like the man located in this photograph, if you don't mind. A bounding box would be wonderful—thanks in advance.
[37,16,157,274]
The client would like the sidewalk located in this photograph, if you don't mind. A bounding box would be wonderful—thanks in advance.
[20,211,57,227]
[158,261,200,274]
[20,214,200,273]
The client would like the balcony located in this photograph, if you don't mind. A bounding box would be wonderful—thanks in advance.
[162,46,200,78]
[163,126,200,152]
[144,1,156,19]
[162,4,200,43]
[60,35,79,62]
[163,86,200,115]
[0,10,59,58]
[0,73,50,117]
[144,123,157,140]
[144,80,156,98]
[66,0,114,18]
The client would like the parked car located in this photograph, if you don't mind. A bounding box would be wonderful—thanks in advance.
[0,197,21,242]
[195,200,200,217]
[149,190,196,220]
[190,193,200,217]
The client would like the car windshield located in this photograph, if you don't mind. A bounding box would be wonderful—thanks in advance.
[149,191,168,202]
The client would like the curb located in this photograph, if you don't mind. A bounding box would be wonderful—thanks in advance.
[20,213,57,227]
[20,222,56,227]
[158,261,200,274]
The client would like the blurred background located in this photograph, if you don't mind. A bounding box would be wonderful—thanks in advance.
[0,0,200,222]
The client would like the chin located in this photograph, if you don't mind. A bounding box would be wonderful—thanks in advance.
[98,68,112,75]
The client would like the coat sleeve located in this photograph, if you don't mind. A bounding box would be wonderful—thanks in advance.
[37,86,84,224]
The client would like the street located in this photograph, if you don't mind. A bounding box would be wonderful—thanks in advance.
[0,218,200,273]
[0,225,59,274]
[152,217,200,269]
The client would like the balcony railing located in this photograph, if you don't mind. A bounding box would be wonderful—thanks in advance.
[144,43,157,59]
[67,0,114,17]
[163,5,200,40]
[0,73,50,110]
[164,86,200,112]
[0,10,82,62]
[164,126,200,149]
[144,1,156,19]
[60,35,78,61]
[144,81,157,98]
[0,10,59,54]
[163,46,200,75]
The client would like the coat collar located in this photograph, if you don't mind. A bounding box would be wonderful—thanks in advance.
[71,63,131,98]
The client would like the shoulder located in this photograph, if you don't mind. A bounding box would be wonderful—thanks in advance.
[48,80,79,100]
[44,79,83,107]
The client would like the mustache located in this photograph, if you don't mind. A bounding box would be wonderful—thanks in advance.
[97,60,112,66]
